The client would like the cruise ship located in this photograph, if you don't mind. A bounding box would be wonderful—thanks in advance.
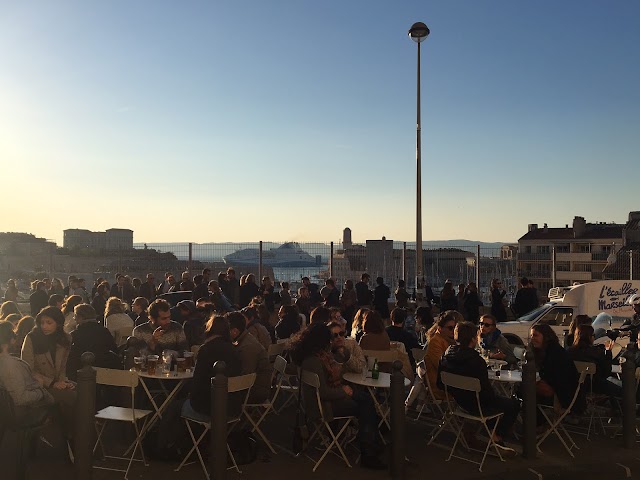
[223,242,320,267]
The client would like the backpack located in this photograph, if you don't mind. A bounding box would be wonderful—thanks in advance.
[141,399,192,461]
[227,429,258,465]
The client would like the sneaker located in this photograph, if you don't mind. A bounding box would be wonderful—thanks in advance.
[493,441,517,457]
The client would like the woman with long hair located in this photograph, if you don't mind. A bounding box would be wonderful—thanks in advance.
[12,315,36,356]
[350,307,370,343]
[340,279,357,331]
[274,304,301,341]
[239,273,260,308]
[490,278,507,323]
[104,296,134,342]
[0,300,21,321]
[439,280,457,312]
[3,279,19,302]
[289,323,386,470]
[424,310,462,400]
[358,310,391,351]
[530,324,581,414]
[21,306,76,442]
[567,314,592,347]
[61,295,83,333]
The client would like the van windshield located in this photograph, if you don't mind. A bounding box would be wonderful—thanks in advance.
[517,305,551,322]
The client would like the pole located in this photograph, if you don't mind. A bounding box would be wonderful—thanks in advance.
[415,39,424,299]
[75,352,97,480]
[211,361,228,480]
[475,245,480,288]
[258,241,263,284]
[621,343,637,449]
[402,242,407,286]
[188,242,193,273]
[552,245,557,288]
[631,250,634,280]
[390,360,406,479]
[330,241,334,280]
[521,348,537,459]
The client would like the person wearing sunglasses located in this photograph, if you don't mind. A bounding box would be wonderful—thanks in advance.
[423,310,462,400]
[478,314,517,365]
[328,321,365,373]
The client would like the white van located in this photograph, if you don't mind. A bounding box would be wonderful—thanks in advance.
[499,280,640,345]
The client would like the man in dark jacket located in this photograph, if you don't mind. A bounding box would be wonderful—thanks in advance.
[139,273,157,302]
[355,273,372,307]
[438,321,519,451]
[373,277,391,319]
[513,277,538,317]
[386,308,421,369]
[29,281,49,316]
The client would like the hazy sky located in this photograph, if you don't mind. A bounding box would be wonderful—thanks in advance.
[1,1,638,245]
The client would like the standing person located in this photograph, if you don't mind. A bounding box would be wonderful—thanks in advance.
[225,268,241,307]
[279,282,292,306]
[21,307,76,444]
[340,280,357,332]
[456,283,466,316]
[439,281,457,312]
[157,272,173,295]
[372,277,391,320]
[490,278,507,323]
[132,299,188,355]
[260,276,276,313]
[3,279,19,302]
[63,275,75,297]
[91,282,110,324]
[302,276,322,308]
[394,279,410,309]
[50,278,65,297]
[239,273,260,308]
[355,273,372,307]
[29,281,49,316]
[110,275,135,304]
[321,279,340,308]
[179,271,195,291]
[463,282,483,325]
[295,286,311,321]
[513,277,538,317]
[139,273,157,303]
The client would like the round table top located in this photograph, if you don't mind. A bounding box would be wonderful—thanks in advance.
[343,371,411,388]
[489,370,523,383]
[137,369,194,380]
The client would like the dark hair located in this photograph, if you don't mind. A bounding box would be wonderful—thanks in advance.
[344,279,354,290]
[14,316,35,338]
[327,321,342,330]
[427,310,463,340]
[361,273,370,281]
[62,295,83,315]
[281,281,289,289]
[193,274,204,285]
[376,277,384,285]
[390,308,407,326]
[226,311,246,333]
[572,324,594,349]
[48,294,64,307]
[280,305,299,325]
[32,306,69,352]
[455,321,478,347]
[241,306,257,322]
[148,299,170,319]
[325,279,335,288]
[398,279,405,288]
[531,323,559,349]
[0,301,21,320]
[363,310,385,334]
[520,277,529,287]
[310,306,331,325]
[480,314,497,325]
[0,321,16,346]
[204,314,231,342]
[569,314,591,336]
[289,323,331,365]
[4,313,21,326]
[415,306,434,328]
[132,297,149,310]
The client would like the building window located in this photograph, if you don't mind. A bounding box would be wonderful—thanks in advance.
[556,244,570,253]
[576,244,591,253]
[574,263,591,272]
[538,246,550,254]
[557,262,570,272]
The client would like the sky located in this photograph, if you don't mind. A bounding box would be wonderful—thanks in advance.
[1,1,638,245]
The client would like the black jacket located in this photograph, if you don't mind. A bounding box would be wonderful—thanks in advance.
[437,345,496,413]
[513,288,538,317]
[66,321,119,380]
[537,342,581,410]
[386,325,420,368]
[275,317,301,341]
[239,283,260,308]
[567,344,612,394]
[30,289,49,316]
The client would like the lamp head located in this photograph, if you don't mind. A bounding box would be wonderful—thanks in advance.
[409,22,430,43]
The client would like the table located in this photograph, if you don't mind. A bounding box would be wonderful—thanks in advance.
[343,372,410,438]
[127,369,193,454]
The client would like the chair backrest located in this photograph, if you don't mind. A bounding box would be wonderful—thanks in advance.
[95,367,139,388]
[361,349,397,363]
[114,326,134,346]
[267,342,286,359]
[439,371,481,393]
[301,371,325,421]
[411,348,426,364]
[390,341,406,353]
[228,373,257,394]
[513,346,526,360]
[573,361,596,375]
[273,355,287,376]
[191,344,202,356]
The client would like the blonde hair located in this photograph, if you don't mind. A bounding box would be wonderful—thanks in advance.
[105,296,126,318]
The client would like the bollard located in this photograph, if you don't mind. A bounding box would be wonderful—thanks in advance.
[521,348,537,459]
[211,361,228,480]
[75,352,96,480]
[621,343,637,449]
[390,360,406,479]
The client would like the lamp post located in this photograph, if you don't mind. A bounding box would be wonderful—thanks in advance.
[408,21,430,298]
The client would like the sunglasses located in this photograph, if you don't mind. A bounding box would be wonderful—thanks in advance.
[332,332,346,338]
[480,322,496,327]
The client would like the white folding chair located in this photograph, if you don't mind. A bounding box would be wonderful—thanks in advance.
[114,326,134,346]
[190,344,202,356]
[572,361,608,440]
[242,356,287,454]
[536,369,588,457]
[439,371,506,472]
[267,342,286,362]
[301,371,356,472]
[273,353,298,413]
[174,373,256,479]
[93,368,152,480]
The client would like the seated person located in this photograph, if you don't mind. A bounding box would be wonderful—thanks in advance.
[438,321,519,452]
[131,297,150,327]
[227,312,272,403]
[566,314,592,348]
[328,307,347,329]
[423,310,461,400]
[274,305,301,341]
[241,306,272,351]
[567,324,621,399]
[66,304,120,381]
[328,321,366,373]
[188,315,241,416]
[289,323,385,470]
[478,314,517,365]
[104,297,134,341]
[133,299,188,356]
[386,308,421,369]
[530,324,583,417]
[358,310,391,351]
[0,322,54,425]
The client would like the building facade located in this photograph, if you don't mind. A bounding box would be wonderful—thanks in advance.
[63,228,133,251]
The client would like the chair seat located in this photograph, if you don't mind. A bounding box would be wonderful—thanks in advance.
[95,406,151,422]
[453,408,502,422]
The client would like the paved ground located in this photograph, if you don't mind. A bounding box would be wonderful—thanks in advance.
[3,407,640,480]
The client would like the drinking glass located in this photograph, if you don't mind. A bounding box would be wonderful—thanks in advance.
[133,356,145,372]
[176,358,186,373]
[491,362,501,378]
[147,355,159,375]
[184,351,194,370]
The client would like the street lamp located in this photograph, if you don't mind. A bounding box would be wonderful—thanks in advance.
[408,21,430,299]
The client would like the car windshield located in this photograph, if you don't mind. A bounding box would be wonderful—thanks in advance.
[517,305,551,322]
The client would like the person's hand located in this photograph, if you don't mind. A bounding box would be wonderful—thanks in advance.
[153,327,165,341]
[52,381,68,390]
[605,340,615,351]
[490,351,506,360]
[64,381,76,390]
[342,385,353,397]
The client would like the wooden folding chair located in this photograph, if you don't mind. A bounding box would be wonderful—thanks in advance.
[93,368,152,480]
[174,373,256,479]
[440,371,506,472]
[536,369,588,457]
